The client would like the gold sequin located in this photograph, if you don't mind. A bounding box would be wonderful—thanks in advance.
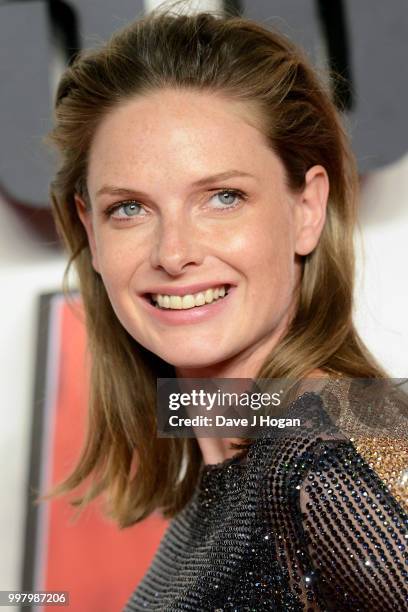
[353,436,408,513]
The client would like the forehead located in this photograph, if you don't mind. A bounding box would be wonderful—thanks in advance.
[87,88,286,193]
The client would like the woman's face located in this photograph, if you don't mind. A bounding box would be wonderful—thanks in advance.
[77,89,328,377]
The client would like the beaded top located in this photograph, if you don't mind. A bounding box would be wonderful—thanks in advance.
[124,385,408,611]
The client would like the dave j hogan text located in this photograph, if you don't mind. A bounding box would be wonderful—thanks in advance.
[168,414,301,428]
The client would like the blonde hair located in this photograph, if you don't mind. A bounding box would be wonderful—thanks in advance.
[44,8,386,528]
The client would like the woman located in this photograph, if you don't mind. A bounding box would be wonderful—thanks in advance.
[46,8,408,611]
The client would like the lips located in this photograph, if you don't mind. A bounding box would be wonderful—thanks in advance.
[139,283,236,325]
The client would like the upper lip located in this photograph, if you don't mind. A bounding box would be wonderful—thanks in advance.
[142,282,234,296]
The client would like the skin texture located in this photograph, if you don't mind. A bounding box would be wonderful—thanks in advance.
[76,88,329,464]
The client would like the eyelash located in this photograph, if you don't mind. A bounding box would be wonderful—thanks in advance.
[103,188,247,222]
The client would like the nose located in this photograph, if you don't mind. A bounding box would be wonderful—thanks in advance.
[149,214,204,275]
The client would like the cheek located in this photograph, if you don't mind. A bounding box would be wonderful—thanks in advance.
[95,234,139,291]
[239,219,295,283]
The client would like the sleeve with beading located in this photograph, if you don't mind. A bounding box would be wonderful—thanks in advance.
[297,435,408,611]
[259,381,408,611]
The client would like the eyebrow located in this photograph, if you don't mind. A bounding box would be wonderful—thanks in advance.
[94,170,256,199]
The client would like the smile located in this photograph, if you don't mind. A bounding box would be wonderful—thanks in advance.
[149,284,230,310]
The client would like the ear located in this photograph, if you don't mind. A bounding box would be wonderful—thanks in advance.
[294,165,329,256]
[74,194,100,273]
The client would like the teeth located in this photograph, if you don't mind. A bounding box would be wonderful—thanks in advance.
[194,292,206,307]
[152,285,228,310]
[204,289,214,304]
[181,295,195,309]
[169,296,182,309]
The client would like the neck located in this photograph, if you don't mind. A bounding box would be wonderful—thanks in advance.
[174,324,289,465]
[175,366,329,466]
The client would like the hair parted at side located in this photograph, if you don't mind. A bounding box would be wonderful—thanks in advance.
[43,5,387,528]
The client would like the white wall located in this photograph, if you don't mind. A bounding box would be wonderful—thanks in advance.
[144,0,221,14]
[355,153,408,377]
[0,197,68,590]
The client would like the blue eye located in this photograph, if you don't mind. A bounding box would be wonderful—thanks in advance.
[106,201,145,220]
[211,189,244,209]
[118,202,142,216]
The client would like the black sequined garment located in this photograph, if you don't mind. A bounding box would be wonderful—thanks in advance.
[124,383,408,611]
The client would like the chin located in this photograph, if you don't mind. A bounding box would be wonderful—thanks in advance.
[155,350,228,372]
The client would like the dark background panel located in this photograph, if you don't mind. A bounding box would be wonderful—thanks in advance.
[0,0,145,210]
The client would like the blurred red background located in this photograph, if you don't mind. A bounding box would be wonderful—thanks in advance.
[29,294,167,611]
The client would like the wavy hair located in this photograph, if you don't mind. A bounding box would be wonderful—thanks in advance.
[44,7,386,527]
